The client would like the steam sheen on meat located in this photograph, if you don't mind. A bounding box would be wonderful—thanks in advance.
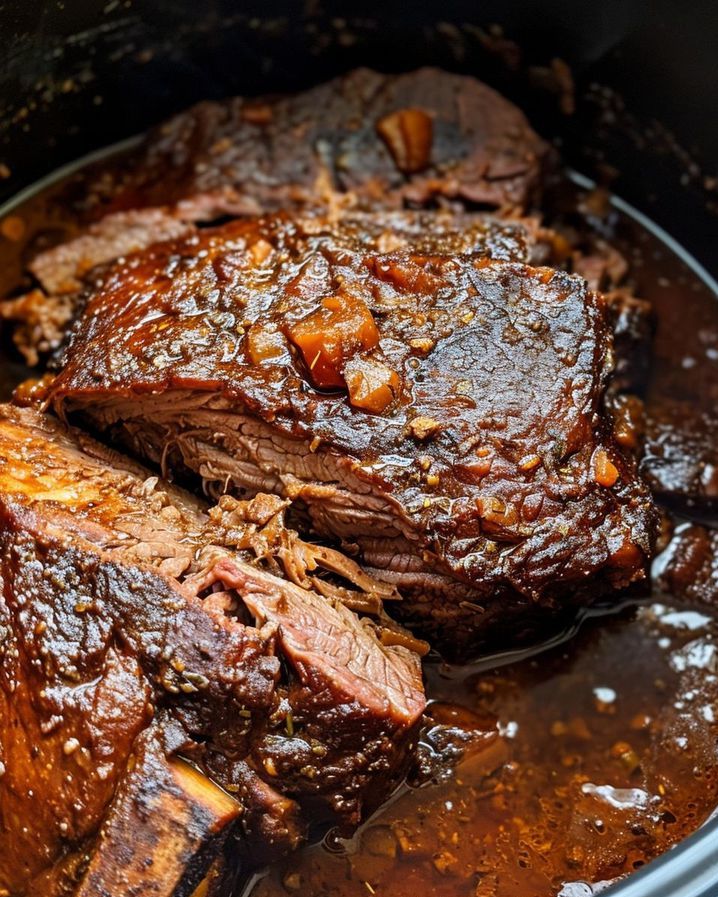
[0,405,425,896]
[48,212,657,657]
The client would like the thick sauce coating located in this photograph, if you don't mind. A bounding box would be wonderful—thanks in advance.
[47,213,655,655]
[0,97,716,897]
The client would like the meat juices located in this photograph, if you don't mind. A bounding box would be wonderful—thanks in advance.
[48,213,657,656]
[5,63,710,897]
[0,405,425,895]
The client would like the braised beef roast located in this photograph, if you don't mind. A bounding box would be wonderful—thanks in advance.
[0,208,194,365]
[0,66,553,369]
[0,404,425,896]
[1,65,552,367]
[46,211,658,656]
[1,205,554,367]
[0,63,674,897]
[64,68,551,223]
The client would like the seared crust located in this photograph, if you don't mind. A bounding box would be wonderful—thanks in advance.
[49,213,657,655]
[0,405,425,893]
[71,68,550,222]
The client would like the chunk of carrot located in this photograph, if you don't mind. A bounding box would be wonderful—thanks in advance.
[286,294,379,389]
[344,356,401,413]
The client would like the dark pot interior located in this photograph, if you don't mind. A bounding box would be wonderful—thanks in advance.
[1,2,717,894]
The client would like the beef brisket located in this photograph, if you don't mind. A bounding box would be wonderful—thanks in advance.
[47,213,658,657]
[2,207,552,369]
[0,405,425,895]
[0,208,192,365]
[69,68,550,223]
[0,67,551,368]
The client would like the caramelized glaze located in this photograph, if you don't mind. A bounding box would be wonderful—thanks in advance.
[0,151,716,897]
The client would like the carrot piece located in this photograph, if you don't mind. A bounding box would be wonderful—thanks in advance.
[286,294,379,389]
[376,108,433,174]
[593,448,619,487]
[344,356,401,413]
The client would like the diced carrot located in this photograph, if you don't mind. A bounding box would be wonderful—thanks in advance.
[376,108,433,174]
[286,294,379,389]
[344,356,401,413]
[241,103,273,125]
[593,448,619,487]
[366,256,444,294]
[518,454,541,472]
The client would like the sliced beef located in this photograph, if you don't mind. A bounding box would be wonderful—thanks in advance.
[0,208,192,365]
[643,401,718,521]
[654,522,718,609]
[47,214,658,658]
[68,68,550,223]
[0,405,425,896]
[572,241,630,294]
[559,227,655,397]
[0,288,75,367]
[27,208,193,296]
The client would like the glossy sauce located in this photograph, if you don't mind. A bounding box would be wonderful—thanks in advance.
[1,161,717,897]
[251,604,718,897]
[244,193,718,897]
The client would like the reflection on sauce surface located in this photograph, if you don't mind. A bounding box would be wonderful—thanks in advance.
[1,159,718,897]
[250,604,718,897]
[246,199,718,896]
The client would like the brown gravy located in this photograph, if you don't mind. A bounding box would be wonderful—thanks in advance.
[1,161,717,897]
[244,191,718,897]
[250,602,718,897]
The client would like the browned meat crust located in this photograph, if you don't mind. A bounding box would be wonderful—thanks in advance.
[0,208,193,365]
[69,68,550,223]
[0,405,425,894]
[655,521,718,609]
[643,401,718,521]
[47,213,658,657]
